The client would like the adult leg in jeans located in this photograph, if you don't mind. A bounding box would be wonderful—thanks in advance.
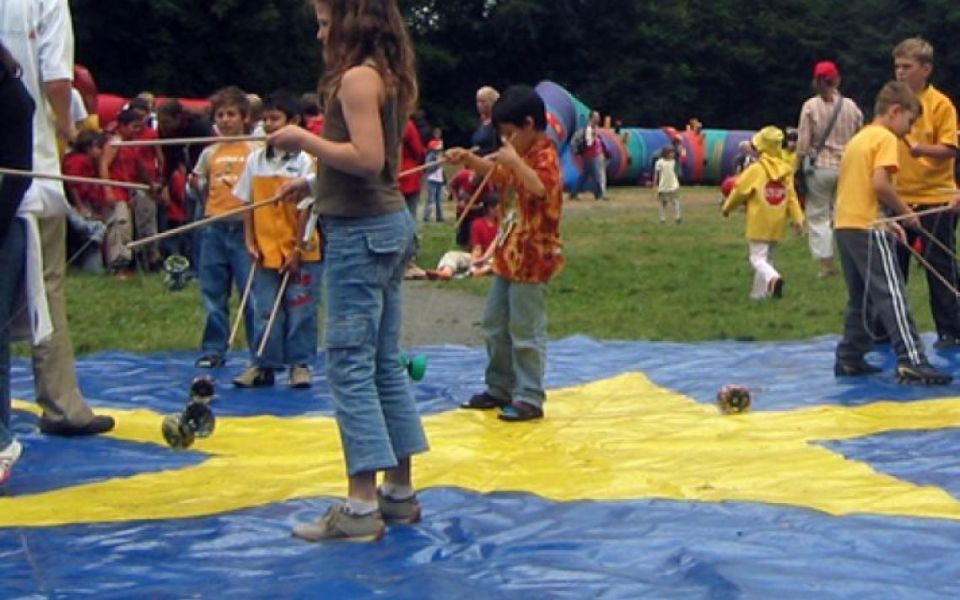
[0,218,25,447]
[31,215,107,429]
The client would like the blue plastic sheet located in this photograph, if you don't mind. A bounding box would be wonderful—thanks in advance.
[4,336,960,598]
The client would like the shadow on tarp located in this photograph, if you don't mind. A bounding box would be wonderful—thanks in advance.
[3,335,960,598]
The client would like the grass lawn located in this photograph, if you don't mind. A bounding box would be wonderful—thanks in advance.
[19,185,941,355]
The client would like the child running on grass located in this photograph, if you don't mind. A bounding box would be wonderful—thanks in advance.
[448,84,565,422]
[722,126,804,300]
[233,90,321,389]
[832,81,952,384]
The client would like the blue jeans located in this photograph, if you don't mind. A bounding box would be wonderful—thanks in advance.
[423,181,444,222]
[0,218,25,448]
[199,220,254,358]
[320,209,428,475]
[574,155,605,199]
[482,275,548,409]
[251,261,322,369]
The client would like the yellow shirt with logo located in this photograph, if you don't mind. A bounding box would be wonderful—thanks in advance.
[233,147,321,270]
[193,141,259,217]
[721,154,803,241]
[835,124,899,230]
[897,85,958,205]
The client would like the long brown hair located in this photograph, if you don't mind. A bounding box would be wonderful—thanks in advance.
[316,0,418,116]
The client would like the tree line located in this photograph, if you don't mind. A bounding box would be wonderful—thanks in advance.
[73,0,960,143]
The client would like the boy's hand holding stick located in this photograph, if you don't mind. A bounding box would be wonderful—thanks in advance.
[398,145,479,179]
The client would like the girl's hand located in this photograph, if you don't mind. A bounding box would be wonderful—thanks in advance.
[268,125,309,153]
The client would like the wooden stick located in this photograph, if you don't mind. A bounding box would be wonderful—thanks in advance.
[229,263,257,349]
[0,167,151,191]
[913,221,960,264]
[874,203,956,225]
[398,146,479,179]
[454,166,497,230]
[126,194,282,250]
[109,135,266,147]
[897,233,960,297]
[257,270,291,358]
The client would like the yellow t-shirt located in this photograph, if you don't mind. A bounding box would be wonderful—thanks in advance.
[193,141,260,217]
[835,124,899,230]
[897,85,958,205]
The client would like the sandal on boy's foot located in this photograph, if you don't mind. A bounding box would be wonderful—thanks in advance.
[377,489,422,524]
[498,401,544,422]
[195,354,225,369]
[291,504,385,543]
[460,392,510,410]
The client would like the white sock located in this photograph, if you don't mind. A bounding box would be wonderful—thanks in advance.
[380,482,415,500]
[346,497,378,516]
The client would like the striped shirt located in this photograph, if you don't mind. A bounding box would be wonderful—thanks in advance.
[796,92,863,169]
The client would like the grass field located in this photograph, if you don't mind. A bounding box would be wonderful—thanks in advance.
[19,185,944,355]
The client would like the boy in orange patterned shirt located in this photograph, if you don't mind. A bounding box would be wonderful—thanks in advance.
[448,85,564,421]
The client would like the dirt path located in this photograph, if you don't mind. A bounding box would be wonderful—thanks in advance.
[400,280,486,347]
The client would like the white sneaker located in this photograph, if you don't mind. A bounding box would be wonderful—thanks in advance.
[0,439,23,486]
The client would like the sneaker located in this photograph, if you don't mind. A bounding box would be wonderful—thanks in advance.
[291,504,385,542]
[498,400,544,422]
[834,359,883,377]
[195,354,226,369]
[377,489,422,524]
[933,336,960,351]
[290,365,312,389]
[460,391,510,410]
[769,277,784,299]
[404,265,427,280]
[0,440,23,486]
[896,362,953,385]
[232,366,275,388]
[39,415,115,437]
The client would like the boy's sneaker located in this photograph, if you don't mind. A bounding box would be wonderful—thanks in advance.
[291,504,385,542]
[232,367,275,388]
[0,440,23,486]
[377,489,422,524]
[896,362,953,385]
[195,354,225,369]
[460,391,510,410]
[834,359,883,377]
[289,365,312,389]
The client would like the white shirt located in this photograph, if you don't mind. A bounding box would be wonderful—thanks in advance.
[69,86,86,124]
[654,158,680,193]
[0,0,74,216]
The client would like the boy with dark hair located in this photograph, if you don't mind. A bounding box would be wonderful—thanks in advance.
[449,84,564,421]
[191,86,258,368]
[834,81,952,384]
[890,37,960,350]
[233,90,321,388]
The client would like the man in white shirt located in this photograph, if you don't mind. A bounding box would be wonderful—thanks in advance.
[0,0,114,436]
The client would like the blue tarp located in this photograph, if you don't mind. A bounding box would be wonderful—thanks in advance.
[4,336,960,598]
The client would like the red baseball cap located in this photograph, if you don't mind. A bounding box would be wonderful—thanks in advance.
[813,61,840,80]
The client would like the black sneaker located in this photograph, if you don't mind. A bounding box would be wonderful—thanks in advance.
[896,362,953,385]
[834,359,883,377]
[460,392,510,410]
[195,354,226,369]
[770,277,785,299]
[39,415,115,437]
[933,336,960,351]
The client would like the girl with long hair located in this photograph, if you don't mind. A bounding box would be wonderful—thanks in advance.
[270,0,427,542]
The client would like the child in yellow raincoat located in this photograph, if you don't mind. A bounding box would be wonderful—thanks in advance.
[722,126,805,299]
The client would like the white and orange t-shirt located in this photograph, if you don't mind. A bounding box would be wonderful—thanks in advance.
[233,146,320,270]
[193,141,259,217]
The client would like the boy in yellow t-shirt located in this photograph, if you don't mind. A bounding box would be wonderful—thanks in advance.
[190,87,260,369]
[232,91,321,389]
[721,126,804,300]
[834,81,952,384]
[891,37,960,350]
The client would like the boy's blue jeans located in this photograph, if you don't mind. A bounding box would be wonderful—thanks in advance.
[320,209,428,476]
[0,218,25,449]
[199,220,254,359]
[252,261,322,369]
[424,181,444,222]
[482,275,548,409]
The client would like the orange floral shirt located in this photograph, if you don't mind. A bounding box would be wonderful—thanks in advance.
[490,136,564,283]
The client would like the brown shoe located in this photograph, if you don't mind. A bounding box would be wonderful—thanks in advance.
[292,505,385,543]
[39,415,115,437]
